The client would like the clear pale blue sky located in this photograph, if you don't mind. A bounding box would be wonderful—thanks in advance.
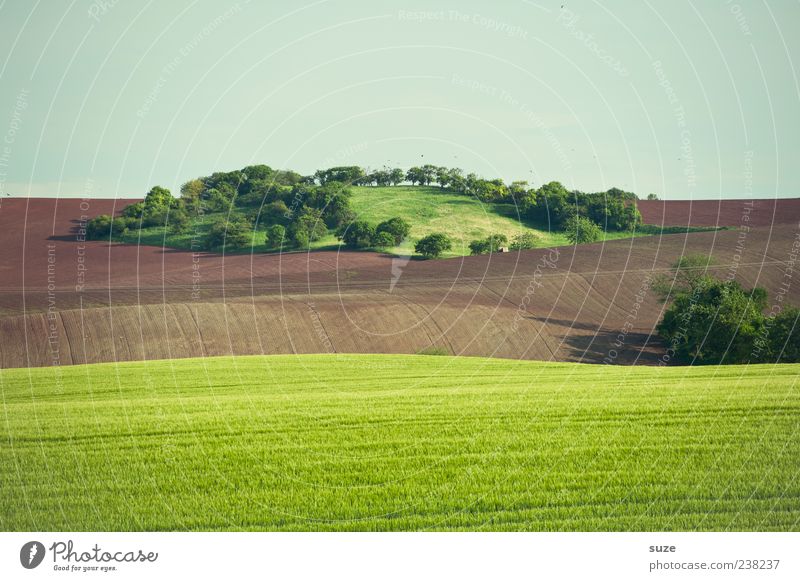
[0,0,797,199]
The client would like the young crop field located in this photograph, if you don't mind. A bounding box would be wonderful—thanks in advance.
[1,355,798,531]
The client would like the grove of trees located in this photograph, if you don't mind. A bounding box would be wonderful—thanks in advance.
[655,255,800,364]
[85,163,645,256]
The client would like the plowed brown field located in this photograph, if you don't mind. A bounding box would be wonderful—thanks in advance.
[1,197,798,368]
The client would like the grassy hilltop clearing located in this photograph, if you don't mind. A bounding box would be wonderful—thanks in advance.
[87,164,719,259]
[116,185,707,259]
[2,354,798,531]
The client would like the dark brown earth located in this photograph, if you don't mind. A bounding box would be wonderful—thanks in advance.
[1,197,798,368]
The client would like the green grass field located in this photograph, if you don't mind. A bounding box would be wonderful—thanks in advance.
[120,186,689,258]
[2,354,797,531]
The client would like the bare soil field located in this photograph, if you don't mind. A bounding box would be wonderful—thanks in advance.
[1,197,799,368]
[637,197,800,228]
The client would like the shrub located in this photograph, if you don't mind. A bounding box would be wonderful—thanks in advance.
[376,217,411,245]
[86,215,114,240]
[340,220,376,249]
[204,218,251,251]
[468,234,508,255]
[372,231,396,248]
[266,224,286,248]
[652,254,716,301]
[657,277,767,365]
[509,232,538,250]
[564,214,601,244]
[415,233,452,259]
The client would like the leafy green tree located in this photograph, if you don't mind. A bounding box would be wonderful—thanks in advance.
[564,214,602,244]
[763,307,800,362]
[389,168,405,186]
[434,166,451,189]
[373,231,395,248]
[376,217,411,245]
[657,278,767,364]
[205,218,251,250]
[447,168,465,192]
[266,224,286,248]
[291,207,328,242]
[314,166,365,185]
[86,215,114,240]
[167,207,190,234]
[415,232,452,259]
[509,232,538,250]
[405,166,426,186]
[340,220,376,249]
[646,193,659,200]
[527,181,575,229]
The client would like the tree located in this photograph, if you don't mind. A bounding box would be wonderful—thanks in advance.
[266,224,286,248]
[657,278,767,365]
[86,215,114,240]
[373,231,395,248]
[564,214,601,244]
[389,168,405,186]
[415,233,452,259]
[509,232,538,250]
[763,307,800,362]
[376,217,411,245]
[527,181,575,229]
[646,193,659,200]
[205,218,251,250]
[340,220,375,249]
[291,207,328,242]
[434,166,451,189]
[652,254,716,302]
[468,233,508,255]
[167,207,190,234]
[314,166,365,185]
[405,166,426,186]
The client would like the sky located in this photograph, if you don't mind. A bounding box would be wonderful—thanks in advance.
[0,0,797,199]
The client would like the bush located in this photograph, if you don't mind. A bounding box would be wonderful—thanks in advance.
[204,218,251,250]
[415,233,452,259]
[376,217,411,245]
[340,220,376,249]
[564,214,602,244]
[86,215,114,240]
[468,233,508,255]
[657,277,767,365]
[266,224,286,248]
[372,231,395,248]
[652,254,716,301]
[509,232,538,250]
